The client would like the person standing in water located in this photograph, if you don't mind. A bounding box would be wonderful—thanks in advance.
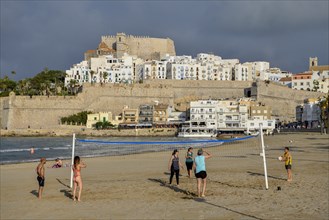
[194,149,212,197]
[36,158,46,199]
[168,149,184,186]
[185,147,194,178]
[72,156,87,202]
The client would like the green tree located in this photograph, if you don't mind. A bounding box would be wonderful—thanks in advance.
[318,95,329,134]
[103,72,108,84]
[313,80,320,92]
[28,69,66,96]
[90,70,95,84]
[60,111,91,126]
[0,76,17,96]
[93,121,114,130]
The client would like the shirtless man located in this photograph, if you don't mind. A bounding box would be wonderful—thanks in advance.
[36,158,46,199]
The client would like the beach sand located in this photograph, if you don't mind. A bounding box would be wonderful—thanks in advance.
[1,133,328,219]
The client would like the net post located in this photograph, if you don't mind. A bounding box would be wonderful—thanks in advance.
[70,133,76,188]
[259,125,269,190]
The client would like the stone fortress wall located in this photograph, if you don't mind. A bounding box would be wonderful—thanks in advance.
[101,33,176,60]
[0,80,323,130]
[254,81,323,122]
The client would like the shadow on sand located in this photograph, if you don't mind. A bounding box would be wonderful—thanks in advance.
[247,171,286,181]
[195,199,264,220]
[148,178,263,220]
[30,190,38,198]
[56,178,70,188]
[148,178,197,197]
[60,189,73,200]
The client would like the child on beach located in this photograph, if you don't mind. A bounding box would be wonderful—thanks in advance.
[72,156,87,202]
[50,158,63,168]
[194,149,212,197]
[185,147,194,178]
[281,147,292,181]
[168,149,184,186]
[36,158,46,199]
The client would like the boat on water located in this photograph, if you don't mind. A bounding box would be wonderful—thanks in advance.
[177,121,217,138]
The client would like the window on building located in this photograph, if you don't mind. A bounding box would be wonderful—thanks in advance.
[301,82,304,86]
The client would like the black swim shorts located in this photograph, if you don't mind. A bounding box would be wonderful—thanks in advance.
[195,171,207,179]
[185,161,193,170]
[37,176,45,187]
[285,165,292,170]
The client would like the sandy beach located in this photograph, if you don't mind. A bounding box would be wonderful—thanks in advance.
[1,133,328,220]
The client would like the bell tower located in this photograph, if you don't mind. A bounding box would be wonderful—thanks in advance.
[116,33,127,58]
[309,57,318,70]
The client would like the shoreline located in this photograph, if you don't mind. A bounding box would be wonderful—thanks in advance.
[0,127,178,137]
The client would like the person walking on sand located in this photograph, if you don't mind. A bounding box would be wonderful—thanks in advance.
[185,147,194,178]
[72,156,87,202]
[194,149,212,197]
[168,149,184,186]
[281,147,292,181]
[36,158,46,199]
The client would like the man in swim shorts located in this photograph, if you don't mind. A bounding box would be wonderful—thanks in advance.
[36,158,46,199]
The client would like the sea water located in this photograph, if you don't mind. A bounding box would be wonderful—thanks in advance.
[0,136,220,165]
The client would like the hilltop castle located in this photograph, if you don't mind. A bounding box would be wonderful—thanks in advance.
[84,33,176,61]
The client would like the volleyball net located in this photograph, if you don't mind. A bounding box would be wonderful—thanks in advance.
[70,127,268,189]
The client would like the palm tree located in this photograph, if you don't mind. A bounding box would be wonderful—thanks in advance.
[90,70,95,84]
[103,72,108,84]
[69,79,77,95]
[318,95,329,134]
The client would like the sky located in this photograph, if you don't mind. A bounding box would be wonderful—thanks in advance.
[1,0,328,81]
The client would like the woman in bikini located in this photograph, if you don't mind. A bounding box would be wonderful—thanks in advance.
[72,156,87,202]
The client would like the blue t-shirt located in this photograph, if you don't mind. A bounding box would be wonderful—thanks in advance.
[194,155,206,173]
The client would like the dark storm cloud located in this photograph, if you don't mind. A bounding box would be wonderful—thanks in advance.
[1,1,328,80]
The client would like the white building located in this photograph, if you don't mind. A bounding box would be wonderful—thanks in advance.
[301,101,321,128]
[216,100,248,131]
[91,54,143,84]
[292,72,313,91]
[234,64,250,81]
[65,60,90,86]
[246,119,275,134]
[278,77,292,88]
[167,106,186,123]
[139,60,168,80]
[190,100,218,129]
[260,68,292,82]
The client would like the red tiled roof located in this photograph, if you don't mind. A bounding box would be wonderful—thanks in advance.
[279,77,292,82]
[85,50,96,54]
